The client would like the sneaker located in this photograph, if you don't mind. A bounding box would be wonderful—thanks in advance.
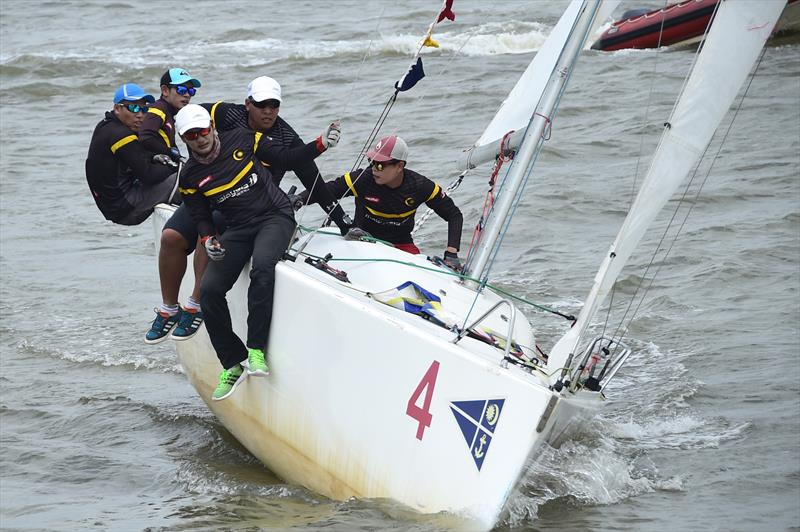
[246,348,270,376]
[211,365,245,401]
[171,308,204,341]
[145,309,180,344]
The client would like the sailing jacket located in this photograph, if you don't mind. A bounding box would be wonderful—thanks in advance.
[320,167,463,249]
[200,101,351,232]
[178,127,329,237]
[85,111,174,222]
[139,97,178,156]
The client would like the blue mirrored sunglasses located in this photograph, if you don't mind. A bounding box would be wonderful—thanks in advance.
[124,103,148,114]
[175,85,197,96]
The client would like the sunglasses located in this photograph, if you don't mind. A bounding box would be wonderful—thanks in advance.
[371,160,399,171]
[249,97,280,109]
[174,85,197,96]
[122,103,148,114]
[183,127,212,141]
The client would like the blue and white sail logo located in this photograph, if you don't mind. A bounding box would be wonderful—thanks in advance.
[450,399,505,471]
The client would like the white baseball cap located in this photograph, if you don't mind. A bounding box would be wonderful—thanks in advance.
[366,135,409,162]
[175,104,211,135]
[247,76,282,103]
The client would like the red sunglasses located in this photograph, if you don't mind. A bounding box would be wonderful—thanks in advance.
[183,127,212,141]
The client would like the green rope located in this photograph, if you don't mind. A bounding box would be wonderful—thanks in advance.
[290,236,575,323]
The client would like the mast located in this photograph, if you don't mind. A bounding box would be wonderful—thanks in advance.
[465,0,602,283]
[546,0,786,378]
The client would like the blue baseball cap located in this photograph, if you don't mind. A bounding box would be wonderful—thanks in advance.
[113,83,155,104]
[161,68,202,87]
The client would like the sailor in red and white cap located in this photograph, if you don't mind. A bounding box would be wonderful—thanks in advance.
[297,134,464,269]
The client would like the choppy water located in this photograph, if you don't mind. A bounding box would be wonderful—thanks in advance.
[1,1,798,530]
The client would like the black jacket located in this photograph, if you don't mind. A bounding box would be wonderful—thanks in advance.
[178,128,327,237]
[201,102,350,232]
[85,111,173,222]
[321,167,463,249]
[138,97,178,156]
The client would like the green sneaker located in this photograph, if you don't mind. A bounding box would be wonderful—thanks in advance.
[247,348,270,377]
[211,365,244,401]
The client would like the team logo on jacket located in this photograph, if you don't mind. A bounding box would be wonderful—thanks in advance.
[404,197,415,207]
[233,149,245,161]
[450,398,505,471]
[199,175,213,188]
[365,195,380,203]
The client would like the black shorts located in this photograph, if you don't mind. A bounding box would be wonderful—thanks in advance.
[164,203,227,254]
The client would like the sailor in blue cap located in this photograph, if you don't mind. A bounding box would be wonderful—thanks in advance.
[85,82,180,226]
[139,68,201,160]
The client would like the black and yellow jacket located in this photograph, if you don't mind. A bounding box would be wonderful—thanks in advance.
[138,97,178,156]
[179,127,327,237]
[85,111,174,222]
[322,167,463,249]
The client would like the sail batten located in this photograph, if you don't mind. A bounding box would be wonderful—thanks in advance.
[546,1,786,376]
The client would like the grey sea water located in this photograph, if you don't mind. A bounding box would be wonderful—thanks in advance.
[1,1,798,530]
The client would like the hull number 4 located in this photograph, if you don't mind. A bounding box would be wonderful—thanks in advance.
[406,360,440,440]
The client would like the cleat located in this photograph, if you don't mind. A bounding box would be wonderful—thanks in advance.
[171,308,204,341]
[145,309,179,344]
[211,365,245,401]
[246,348,270,376]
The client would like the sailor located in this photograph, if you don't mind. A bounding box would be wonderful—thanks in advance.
[85,83,180,226]
[174,103,341,401]
[146,76,352,344]
[139,68,201,160]
[297,135,464,269]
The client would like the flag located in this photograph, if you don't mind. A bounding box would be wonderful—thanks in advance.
[437,0,455,23]
[395,57,425,92]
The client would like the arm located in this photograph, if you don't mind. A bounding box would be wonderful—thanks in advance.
[114,136,174,185]
[178,174,216,238]
[138,109,172,156]
[292,160,353,232]
[426,185,463,252]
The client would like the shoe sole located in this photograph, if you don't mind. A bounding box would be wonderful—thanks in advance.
[211,373,246,401]
[171,329,201,341]
[144,327,177,344]
[247,368,270,377]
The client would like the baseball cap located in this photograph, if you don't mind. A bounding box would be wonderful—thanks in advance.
[160,68,202,87]
[366,135,409,162]
[113,83,155,104]
[247,76,282,103]
[175,104,212,135]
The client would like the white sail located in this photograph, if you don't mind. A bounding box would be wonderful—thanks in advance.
[457,0,620,171]
[547,1,786,376]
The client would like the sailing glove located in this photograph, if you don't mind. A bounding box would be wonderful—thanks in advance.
[152,153,178,167]
[287,193,305,211]
[344,227,371,241]
[202,235,225,261]
[169,147,183,163]
[317,121,341,149]
[443,251,462,272]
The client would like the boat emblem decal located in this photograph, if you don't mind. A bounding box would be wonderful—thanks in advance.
[450,399,505,471]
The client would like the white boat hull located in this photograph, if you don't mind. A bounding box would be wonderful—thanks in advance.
[154,205,600,530]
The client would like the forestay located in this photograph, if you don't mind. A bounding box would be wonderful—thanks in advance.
[546,1,786,376]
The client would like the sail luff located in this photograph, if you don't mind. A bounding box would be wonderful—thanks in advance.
[546,1,786,377]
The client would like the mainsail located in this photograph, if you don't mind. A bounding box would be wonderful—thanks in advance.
[546,1,786,376]
[457,0,620,172]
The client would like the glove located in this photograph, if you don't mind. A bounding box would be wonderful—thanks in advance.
[152,153,178,167]
[344,227,371,241]
[443,250,462,271]
[169,147,182,163]
[318,121,341,149]
[287,193,305,211]
[202,235,225,261]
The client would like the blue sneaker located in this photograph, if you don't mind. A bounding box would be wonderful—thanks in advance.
[145,309,179,344]
[171,308,203,341]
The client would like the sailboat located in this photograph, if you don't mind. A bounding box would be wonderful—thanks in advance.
[151,1,784,529]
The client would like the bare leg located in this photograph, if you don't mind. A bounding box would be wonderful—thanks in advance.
[191,239,210,302]
[159,228,190,306]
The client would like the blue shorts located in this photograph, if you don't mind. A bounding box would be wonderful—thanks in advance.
[163,203,227,254]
